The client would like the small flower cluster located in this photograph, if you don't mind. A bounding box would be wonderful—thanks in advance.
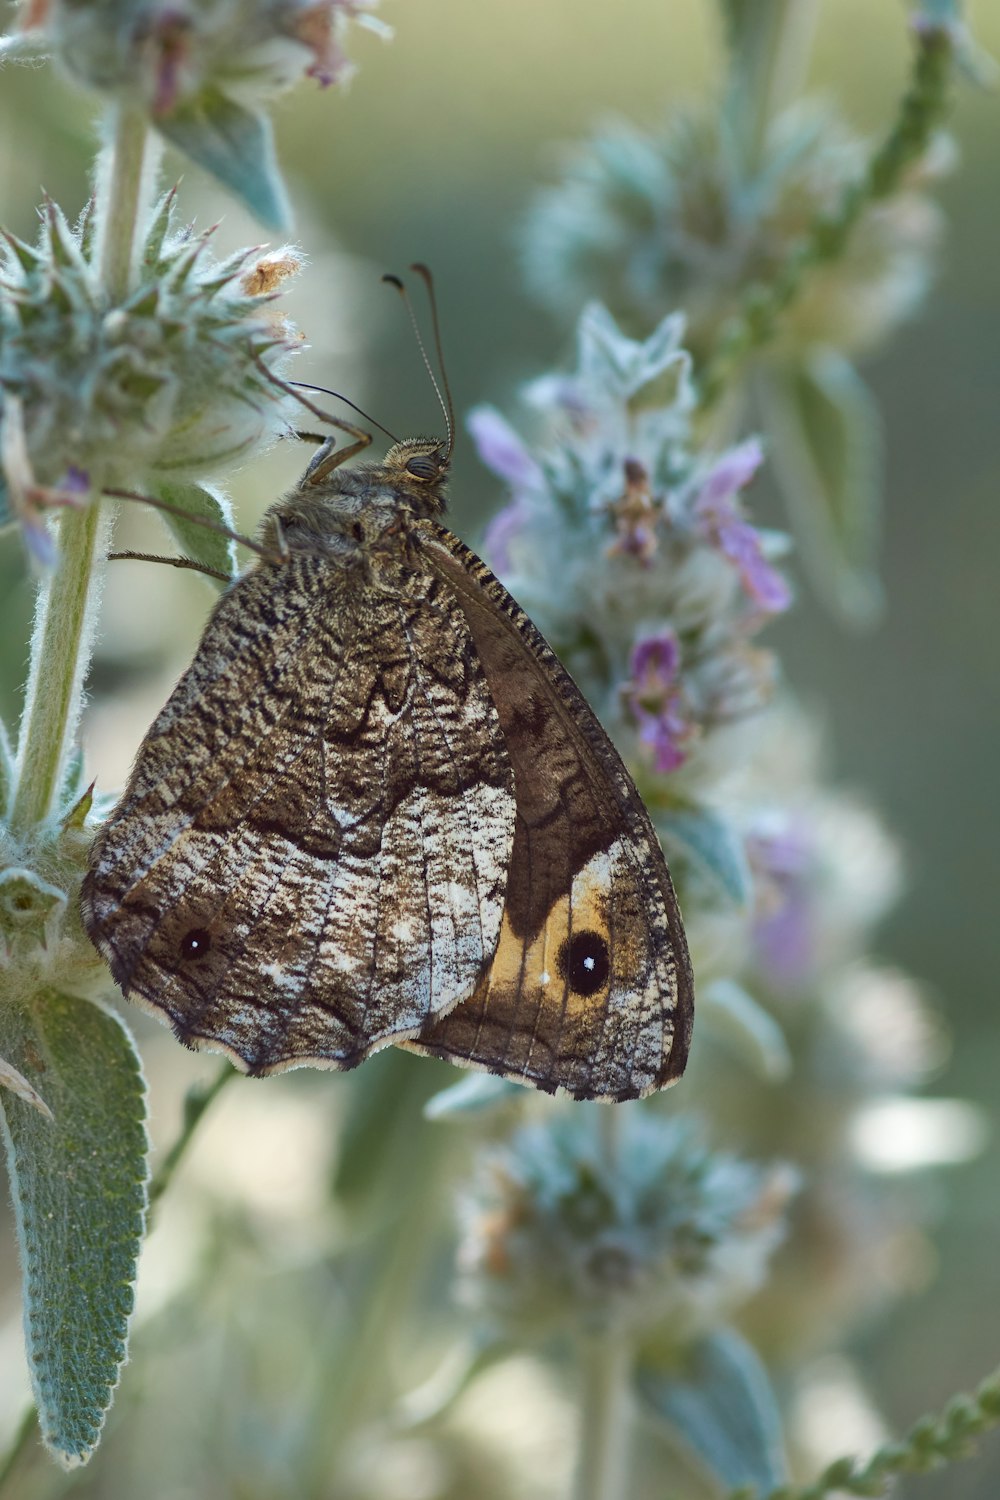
[459,302,976,1383]
[0,192,301,562]
[521,102,945,367]
[457,1111,794,1347]
[470,304,792,807]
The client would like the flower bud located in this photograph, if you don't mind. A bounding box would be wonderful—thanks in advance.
[457,1111,794,1346]
[0,193,302,550]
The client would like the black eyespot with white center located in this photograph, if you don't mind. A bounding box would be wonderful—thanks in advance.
[180,928,212,960]
[558,931,610,996]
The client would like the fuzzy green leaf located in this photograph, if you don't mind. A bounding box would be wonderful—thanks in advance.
[396,1335,512,1430]
[757,351,883,625]
[0,991,148,1467]
[636,1328,788,1492]
[424,1071,525,1120]
[156,89,291,230]
[658,803,752,909]
[701,978,792,1082]
[150,478,238,586]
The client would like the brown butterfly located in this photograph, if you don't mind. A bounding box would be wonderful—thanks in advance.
[82,293,693,1102]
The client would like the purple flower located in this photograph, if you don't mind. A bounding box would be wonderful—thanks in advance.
[747,824,816,990]
[21,514,57,568]
[625,632,694,774]
[58,465,91,501]
[693,439,792,616]
[467,406,544,492]
[482,498,531,576]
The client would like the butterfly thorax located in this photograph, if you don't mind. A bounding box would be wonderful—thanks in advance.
[257,436,450,565]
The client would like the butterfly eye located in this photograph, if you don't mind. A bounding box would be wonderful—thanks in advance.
[405,454,440,482]
[558,931,611,996]
[180,928,212,960]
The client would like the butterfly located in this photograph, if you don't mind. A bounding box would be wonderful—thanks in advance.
[83,381,693,1102]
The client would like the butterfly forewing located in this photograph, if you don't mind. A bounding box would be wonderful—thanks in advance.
[82,549,517,1073]
[399,527,694,1101]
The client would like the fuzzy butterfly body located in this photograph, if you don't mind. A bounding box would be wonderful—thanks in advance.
[82,435,693,1100]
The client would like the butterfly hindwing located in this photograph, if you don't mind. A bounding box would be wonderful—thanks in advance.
[82,548,517,1073]
[400,526,694,1101]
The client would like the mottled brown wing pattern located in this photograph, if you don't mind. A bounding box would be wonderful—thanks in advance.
[400,527,694,1101]
[82,550,517,1072]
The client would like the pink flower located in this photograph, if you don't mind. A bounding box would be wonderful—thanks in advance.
[693,439,792,616]
[747,824,816,990]
[468,406,544,492]
[482,499,531,576]
[625,632,695,774]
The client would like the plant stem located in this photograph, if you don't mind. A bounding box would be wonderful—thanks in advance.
[302,1060,457,1497]
[699,22,954,409]
[99,103,150,300]
[729,1360,1000,1500]
[10,499,107,834]
[571,1103,633,1500]
[0,1406,38,1493]
[573,1330,633,1500]
[10,105,153,835]
[148,1062,236,1208]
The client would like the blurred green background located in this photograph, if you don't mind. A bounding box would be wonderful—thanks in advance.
[1,0,999,1494]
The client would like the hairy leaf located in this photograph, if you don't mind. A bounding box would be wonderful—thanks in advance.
[151,478,239,586]
[156,89,291,230]
[636,1328,788,1492]
[658,803,752,909]
[424,1071,524,1120]
[701,978,792,1082]
[0,991,147,1466]
[757,352,883,625]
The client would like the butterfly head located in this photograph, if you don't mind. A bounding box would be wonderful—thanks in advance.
[380,437,451,515]
[258,436,450,561]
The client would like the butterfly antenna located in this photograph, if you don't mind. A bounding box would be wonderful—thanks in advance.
[250,354,371,454]
[410,263,456,462]
[382,271,454,459]
[289,382,399,444]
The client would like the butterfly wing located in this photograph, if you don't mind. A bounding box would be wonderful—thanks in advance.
[82,551,516,1073]
[400,526,694,1101]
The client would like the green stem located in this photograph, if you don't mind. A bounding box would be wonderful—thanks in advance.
[10,499,106,834]
[148,1062,236,1207]
[0,1407,38,1493]
[573,1331,633,1500]
[571,1103,633,1500]
[10,106,154,835]
[597,1099,622,1172]
[99,104,150,301]
[727,1360,1000,1500]
[699,22,954,409]
[302,1063,456,1497]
